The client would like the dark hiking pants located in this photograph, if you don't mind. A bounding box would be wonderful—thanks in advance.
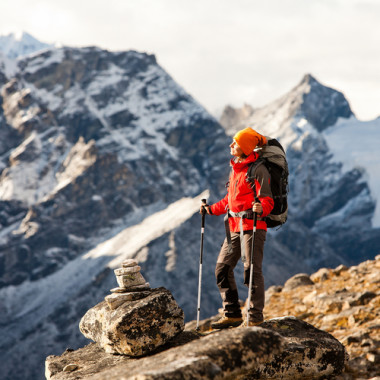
[215,229,266,322]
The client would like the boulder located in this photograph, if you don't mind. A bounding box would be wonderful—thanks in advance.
[283,273,314,290]
[79,287,184,356]
[310,267,331,283]
[105,291,151,310]
[251,317,348,379]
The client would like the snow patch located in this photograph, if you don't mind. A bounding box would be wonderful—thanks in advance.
[87,63,127,96]
[313,188,374,232]
[0,128,73,205]
[23,48,63,75]
[25,82,63,111]
[53,137,96,194]
[84,189,209,269]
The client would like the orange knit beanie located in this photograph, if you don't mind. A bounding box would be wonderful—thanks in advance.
[233,128,267,155]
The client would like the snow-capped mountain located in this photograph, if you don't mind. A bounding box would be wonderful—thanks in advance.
[0,31,53,60]
[0,46,228,288]
[0,40,379,380]
[220,74,380,267]
[0,45,230,380]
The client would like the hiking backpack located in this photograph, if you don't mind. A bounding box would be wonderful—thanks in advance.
[247,138,289,228]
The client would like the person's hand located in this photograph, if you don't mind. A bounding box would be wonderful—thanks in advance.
[252,202,263,215]
[200,204,212,215]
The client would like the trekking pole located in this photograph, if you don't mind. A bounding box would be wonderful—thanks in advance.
[196,198,207,331]
[246,202,258,327]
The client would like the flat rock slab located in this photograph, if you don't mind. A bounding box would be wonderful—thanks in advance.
[105,291,152,310]
[79,287,184,356]
[110,283,150,293]
[45,343,130,380]
[114,266,141,275]
[122,259,139,267]
[115,271,146,288]
[46,328,283,380]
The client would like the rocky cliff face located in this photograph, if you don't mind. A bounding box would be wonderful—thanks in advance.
[0,46,228,288]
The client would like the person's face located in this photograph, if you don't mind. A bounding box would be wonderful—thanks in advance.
[230,140,244,157]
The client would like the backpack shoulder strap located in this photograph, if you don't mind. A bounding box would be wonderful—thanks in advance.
[246,159,266,201]
[246,158,266,183]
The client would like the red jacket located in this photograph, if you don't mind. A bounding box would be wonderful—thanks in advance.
[210,152,274,232]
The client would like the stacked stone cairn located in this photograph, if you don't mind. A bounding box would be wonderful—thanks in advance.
[105,259,151,310]
[79,259,185,356]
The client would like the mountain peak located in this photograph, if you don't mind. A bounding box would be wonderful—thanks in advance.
[0,31,53,59]
[292,73,354,131]
[219,74,354,138]
[300,73,318,84]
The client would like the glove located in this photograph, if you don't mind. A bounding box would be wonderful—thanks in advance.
[199,204,212,215]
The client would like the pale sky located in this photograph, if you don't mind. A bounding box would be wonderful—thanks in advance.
[1,0,379,120]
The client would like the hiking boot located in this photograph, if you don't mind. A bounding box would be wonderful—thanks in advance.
[211,316,243,329]
[239,319,263,328]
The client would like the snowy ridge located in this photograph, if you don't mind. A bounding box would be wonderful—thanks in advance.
[0,47,218,206]
[222,74,353,149]
[23,47,63,75]
[324,116,380,227]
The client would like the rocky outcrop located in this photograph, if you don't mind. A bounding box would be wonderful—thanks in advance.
[46,316,346,379]
[264,255,380,379]
[46,263,347,379]
[42,256,380,379]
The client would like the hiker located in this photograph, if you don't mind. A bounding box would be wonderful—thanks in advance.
[201,127,274,328]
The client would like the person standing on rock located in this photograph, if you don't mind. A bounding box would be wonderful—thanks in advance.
[201,127,274,328]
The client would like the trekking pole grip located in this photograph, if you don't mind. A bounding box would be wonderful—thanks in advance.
[201,198,207,221]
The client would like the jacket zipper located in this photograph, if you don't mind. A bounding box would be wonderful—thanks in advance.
[234,179,238,198]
